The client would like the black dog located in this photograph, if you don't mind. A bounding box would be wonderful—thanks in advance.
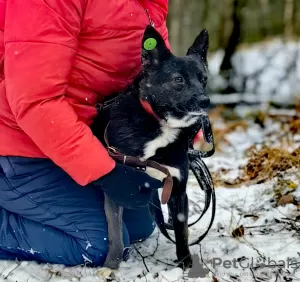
[91,25,211,271]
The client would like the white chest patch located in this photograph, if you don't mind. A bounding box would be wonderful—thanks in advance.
[142,126,180,160]
[166,114,200,128]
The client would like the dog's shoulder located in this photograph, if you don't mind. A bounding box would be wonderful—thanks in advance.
[106,94,162,157]
[142,125,180,160]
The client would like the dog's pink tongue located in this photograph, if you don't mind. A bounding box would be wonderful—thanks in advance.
[193,130,203,144]
[199,115,215,157]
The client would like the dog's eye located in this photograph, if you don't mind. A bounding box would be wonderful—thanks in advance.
[173,77,184,83]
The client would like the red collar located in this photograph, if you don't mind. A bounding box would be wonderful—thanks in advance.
[139,99,161,121]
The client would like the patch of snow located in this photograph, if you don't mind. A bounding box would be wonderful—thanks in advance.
[208,39,300,104]
[0,107,299,282]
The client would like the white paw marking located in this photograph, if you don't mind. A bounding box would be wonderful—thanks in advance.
[166,115,199,128]
[146,165,181,181]
[166,111,207,129]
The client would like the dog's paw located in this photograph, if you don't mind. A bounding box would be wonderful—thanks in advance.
[175,254,193,270]
[97,267,115,279]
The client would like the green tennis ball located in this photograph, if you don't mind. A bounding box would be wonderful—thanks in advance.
[144,38,157,51]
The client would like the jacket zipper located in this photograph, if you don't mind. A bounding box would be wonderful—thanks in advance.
[136,0,155,27]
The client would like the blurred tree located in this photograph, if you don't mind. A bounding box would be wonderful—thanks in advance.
[284,0,294,38]
[220,0,245,72]
[167,0,300,56]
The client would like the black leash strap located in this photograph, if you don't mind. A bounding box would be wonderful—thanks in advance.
[96,95,119,113]
[151,149,216,246]
[164,149,215,231]
[188,150,216,245]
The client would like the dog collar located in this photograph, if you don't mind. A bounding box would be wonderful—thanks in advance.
[139,99,161,122]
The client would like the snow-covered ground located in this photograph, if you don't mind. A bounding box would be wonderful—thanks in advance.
[0,104,299,282]
[208,39,300,105]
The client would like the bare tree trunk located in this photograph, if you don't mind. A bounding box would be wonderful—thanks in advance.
[202,0,210,28]
[260,0,269,37]
[284,0,294,38]
[168,0,185,55]
[167,0,300,54]
[219,0,235,48]
[220,0,242,72]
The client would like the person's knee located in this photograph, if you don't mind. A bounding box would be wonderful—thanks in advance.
[81,223,131,266]
[78,234,108,266]
[123,206,156,243]
[81,249,107,266]
[129,218,156,243]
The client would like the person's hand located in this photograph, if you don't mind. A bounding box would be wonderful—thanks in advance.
[94,163,162,209]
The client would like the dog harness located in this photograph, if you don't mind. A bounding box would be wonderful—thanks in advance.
[103,120,173,204]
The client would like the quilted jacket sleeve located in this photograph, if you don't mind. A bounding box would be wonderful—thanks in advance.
[4,0,115,186]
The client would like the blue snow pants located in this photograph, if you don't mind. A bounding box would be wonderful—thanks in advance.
[0,156,155,266]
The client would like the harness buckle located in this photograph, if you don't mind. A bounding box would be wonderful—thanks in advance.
[107,146,117,153]
[96,103,104,113]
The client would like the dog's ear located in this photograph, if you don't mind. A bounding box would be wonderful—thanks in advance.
[186,29,209,66]
[141,25,171,68]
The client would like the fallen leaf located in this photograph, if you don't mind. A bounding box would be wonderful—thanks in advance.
[277,194,295,206]
[290,117,300,133]
[244,214,259,221]
[287,180,297,190]
[232,225,245,238]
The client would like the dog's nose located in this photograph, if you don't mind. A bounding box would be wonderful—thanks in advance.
[199,97,210,109]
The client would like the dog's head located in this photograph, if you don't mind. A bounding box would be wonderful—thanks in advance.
[139,25,210,129]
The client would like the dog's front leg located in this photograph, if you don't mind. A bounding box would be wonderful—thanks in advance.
[168,187,192,269]
[103,193,124,270]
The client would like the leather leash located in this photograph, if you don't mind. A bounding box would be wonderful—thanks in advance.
[103,121,173,204]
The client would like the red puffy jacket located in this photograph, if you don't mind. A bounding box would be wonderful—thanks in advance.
[0,0,170,186]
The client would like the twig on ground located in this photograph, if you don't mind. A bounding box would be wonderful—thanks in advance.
[145,233,160,258]
[280,219,300,234]
[244,223,282,229]
[281,268,300,281]
[293,253,300,274]
[236,186,250,227]
[250,267,259,282]
[159,272,170,282]
[133,244,150,273]
[240,237,266,260]
[198,245,232,282]
[155,259,176,267]
[274,270,280,282]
